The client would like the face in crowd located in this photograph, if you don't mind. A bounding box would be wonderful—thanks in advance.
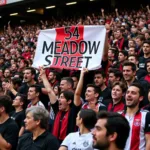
[123,66,135,82]
[24,69,34,83]
[125,86,143,108]
[85,86,99,102]
[58,92,72,111]
[94,73,105,87]
[27,87,39,100]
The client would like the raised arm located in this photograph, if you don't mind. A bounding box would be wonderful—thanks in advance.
[87,16,93,25]
[102,24,110,61]
[115,8,119,17]
[7,21,12,35]
[39,67,57,104]
[101,8,105,18]
[74,68,88,106]
[18,26,26,35]
[146,5,150,14]
[5,82,18,96]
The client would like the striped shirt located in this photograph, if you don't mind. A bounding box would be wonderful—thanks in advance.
[122,110,150,150]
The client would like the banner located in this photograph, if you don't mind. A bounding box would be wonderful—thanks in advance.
[33,25,106,70]
[7,0,23,4]
[0,0,6,5]
[0,0,23,5]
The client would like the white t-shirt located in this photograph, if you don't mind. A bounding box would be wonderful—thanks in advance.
[61,132,95,150]
[27,101,45,108]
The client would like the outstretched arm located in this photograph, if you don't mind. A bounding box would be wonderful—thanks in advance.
[102,24,110,61]
[74,68,88,106]
[146,5,150,14]
[101,8,105,18]
[115,8,119,17]
[39,67,57,104]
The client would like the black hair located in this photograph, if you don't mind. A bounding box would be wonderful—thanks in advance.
[12,77,22,87]
[29,85,41,94]
[79,109,97,130]
[15,94,27,109]
[60,90,74,106]
[0,95,12,113]
[94,70,106,78]
[130,83,144,97]
[61,77,74,89]
[119,50,128,57]
[123,61,136,72]
[25,67,36,76]
[109,68,123,79]
[143,40,150,45]
[87,84,101,99]
[128,54,139,61]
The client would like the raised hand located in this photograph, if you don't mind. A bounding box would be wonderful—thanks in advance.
[101,8,104,13]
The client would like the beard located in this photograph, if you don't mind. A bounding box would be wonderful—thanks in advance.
[93,139,110,150]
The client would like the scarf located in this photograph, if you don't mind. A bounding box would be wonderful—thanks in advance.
[117,37,124,50]
[52,110,70,140]
[144,75,150,83]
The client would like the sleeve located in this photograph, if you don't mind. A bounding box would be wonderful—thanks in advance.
[144,112,150,134]
[4,124,19,149]
[101,60,108,71]
[99,105,107,111]
[46,136,60,150]
[61,133,72,148]
[17,136,24,150]
[51,100,59,115]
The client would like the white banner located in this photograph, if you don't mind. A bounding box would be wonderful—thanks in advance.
[33,25,106,70]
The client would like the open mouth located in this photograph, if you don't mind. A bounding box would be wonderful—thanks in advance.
[126,98,132,102]
[59,102,62,106]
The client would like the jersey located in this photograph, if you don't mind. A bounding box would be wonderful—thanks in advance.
[27,101,45,108]
[122,110,150,150]
[61,132,95,150]
[82,102,106,112]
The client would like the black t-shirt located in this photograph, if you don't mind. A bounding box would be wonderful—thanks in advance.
[139,57,150,69]
[0,118,19,150]
[99,87,112,105]
[17,131,59,150]
[136,68,147,80]
[10,110,25,129]
[18,83,29,96]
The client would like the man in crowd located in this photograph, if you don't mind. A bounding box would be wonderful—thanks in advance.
[123,83,150,150]
[94,70,111,103]
[17,106,59,150]
[40,67,81,143]
[74,69,106,111]
[11,94,26,129]
[0,95,19,150]
[128,54,147,80]
[108,68,123,88]
[27,85,45,108]
[139,40,150,69]
[60,77,74,92]
[48,70,59,88]
[92,111,130,150]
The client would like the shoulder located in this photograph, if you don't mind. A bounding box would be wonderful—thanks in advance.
[6,118,18,127]
[19,133,32,140]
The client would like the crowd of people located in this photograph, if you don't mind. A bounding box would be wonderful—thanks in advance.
[0,4,150,150]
